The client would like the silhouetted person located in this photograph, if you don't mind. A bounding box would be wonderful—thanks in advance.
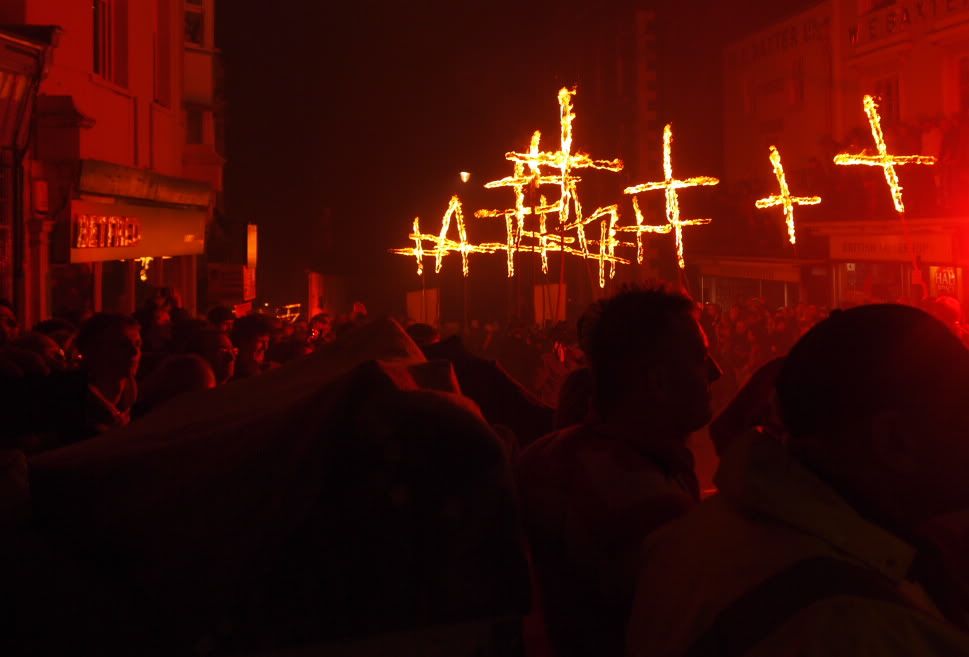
[186,327,236,385]
[207,305,236,334]
[52,313,142,442]
[12,332,67,372]
[308,312,334,347]
[133,354,215,417]
[422,335,554,448]
[33,317,77,353]
[553,366,593,429]
[517,285,720,657]
[628,305,969,657]
[0,299,20,345]
[406,322,440,347]
[231,313,273,380]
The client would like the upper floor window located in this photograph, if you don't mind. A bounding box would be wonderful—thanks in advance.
[186,107,205,144]
[154,0,172,106]
[93,0,129,86]
[873,76,900,124]
[185,0,205,46]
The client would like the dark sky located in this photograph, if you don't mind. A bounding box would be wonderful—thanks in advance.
[218,0,820,311]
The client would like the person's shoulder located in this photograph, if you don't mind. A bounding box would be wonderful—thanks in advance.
[517,424,590,472]
[751,595,969,657]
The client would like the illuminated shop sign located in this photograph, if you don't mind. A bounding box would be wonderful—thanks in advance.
[69,199,205,264]
[73,214,143,249]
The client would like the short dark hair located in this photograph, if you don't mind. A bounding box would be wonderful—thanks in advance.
[33,318,77,336]
[406,322,439,346]
[207,305,236,325]
[75,313,139,357]
[586,284,697,414]
[777,304,969,440]
[231,313,274,345]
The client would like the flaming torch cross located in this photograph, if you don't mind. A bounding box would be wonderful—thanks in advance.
[624,124,719,270]
[755,145,821,245]
[834,95,936,214]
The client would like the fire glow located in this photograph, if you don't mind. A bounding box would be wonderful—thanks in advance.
[834,94,936,214]
[392,87,715,287]
[755,145,821,245]
[623,124,719,270]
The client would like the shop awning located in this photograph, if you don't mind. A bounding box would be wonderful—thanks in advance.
[693,256,823,283]
[79,159,212,209]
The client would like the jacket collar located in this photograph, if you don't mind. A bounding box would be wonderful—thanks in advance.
[715,431,916,581]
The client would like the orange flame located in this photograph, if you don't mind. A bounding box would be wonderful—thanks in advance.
[616,196,672,265]
[624,124,719,269]
[393,87,641,287]
[755,145,821,245]
[834,95,936,214]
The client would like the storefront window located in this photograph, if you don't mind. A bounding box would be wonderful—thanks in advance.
[839,262,905,304]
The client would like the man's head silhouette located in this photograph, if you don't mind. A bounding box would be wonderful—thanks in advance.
[586,285,720,439]
[777,304,969,531]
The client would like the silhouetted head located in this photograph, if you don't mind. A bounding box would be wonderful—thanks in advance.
[586,285,720,436]
[406,323,440,347]
[137,354,215,415]
[12,332,66,371]
[33,318,77,350]
[231,313,273,375]
[75,313,142,381]
[207,305,236,333]
[0,300,19,345]
[186,328,236,384]
[777,304,969,531]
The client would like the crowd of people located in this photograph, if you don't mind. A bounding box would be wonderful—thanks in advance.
[5,283,969,655]
[0,289,372,451]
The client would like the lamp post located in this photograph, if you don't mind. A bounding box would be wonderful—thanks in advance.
[459,171,471,332]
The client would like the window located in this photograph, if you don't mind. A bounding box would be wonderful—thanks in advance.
[872,76,900,124]
[186,108,204,144]
[185,0,204,46]
[93,0,129,86]
[154,0,172,106]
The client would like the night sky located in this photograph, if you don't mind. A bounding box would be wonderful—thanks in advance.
[218,0,819,313]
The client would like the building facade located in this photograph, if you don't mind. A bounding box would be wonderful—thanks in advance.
[0,0,225,327]
[0,25,55,314]
[707,0,969,308]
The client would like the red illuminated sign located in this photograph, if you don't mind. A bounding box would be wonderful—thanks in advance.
[73,214,143,249]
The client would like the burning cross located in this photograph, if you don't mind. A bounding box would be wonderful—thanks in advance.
[615,196,672,265]
[755,145,821,245]
[476,87,626,285]
[834,95,936,214]
[392,196,495,277]
[504,87,623,258]
[475,131,545,277]
[624,124,719,269]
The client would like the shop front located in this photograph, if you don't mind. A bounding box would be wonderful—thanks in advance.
[692,256,830,309]
[805,219,969,307]
[44,160,211,321]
